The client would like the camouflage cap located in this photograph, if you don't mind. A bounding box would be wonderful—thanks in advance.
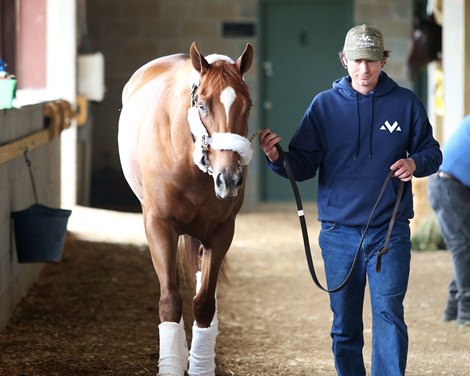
[343,24,385,61]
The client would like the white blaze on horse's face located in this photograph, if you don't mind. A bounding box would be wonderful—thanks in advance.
[220,86,236,128]
[189,42,254,200]
[212,85,250,200]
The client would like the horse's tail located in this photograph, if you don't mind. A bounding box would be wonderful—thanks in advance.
[177,235,227,289]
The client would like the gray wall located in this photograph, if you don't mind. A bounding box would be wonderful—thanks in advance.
[0,104,62,329]
[87,0,413,208]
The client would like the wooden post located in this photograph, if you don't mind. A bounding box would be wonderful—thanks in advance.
[443,0,470,140]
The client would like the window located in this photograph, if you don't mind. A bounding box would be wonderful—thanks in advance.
[0,0,17,76]
[0,0,47,90]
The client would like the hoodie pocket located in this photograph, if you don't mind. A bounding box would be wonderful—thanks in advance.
[322,176,398,224]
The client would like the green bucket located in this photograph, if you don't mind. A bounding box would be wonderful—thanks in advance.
[0,79,16,109]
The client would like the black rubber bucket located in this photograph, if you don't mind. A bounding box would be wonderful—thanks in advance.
[11,204,72,263]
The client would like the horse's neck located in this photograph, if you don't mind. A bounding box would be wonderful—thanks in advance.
[153,61,200,169]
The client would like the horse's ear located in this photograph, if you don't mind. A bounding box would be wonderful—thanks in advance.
[190,41,210,74]
[235,43,253,75]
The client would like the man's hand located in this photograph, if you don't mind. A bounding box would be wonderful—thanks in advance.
[390,158,416,182]
[259,129,282,162]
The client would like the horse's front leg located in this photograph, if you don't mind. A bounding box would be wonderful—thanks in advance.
[188,221,234,376]
[144,210,188,376]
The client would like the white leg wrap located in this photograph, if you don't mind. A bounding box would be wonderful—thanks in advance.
[188,321,218,376]
[190,271,218,375]
[158,319,189,376]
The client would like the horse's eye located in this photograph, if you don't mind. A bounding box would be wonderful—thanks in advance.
[198,102,208,115]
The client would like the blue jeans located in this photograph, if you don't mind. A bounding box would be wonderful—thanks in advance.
[428,174,470,323]
[319,221,411,376]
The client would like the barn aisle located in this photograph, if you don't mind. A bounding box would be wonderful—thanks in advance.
[0,205,469,375]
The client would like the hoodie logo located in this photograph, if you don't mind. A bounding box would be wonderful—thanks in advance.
[380,121,401,133]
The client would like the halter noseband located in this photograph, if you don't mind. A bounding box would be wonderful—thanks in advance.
[187,69,253,176]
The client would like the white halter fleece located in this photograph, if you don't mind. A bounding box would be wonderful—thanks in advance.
[187,55,253,175]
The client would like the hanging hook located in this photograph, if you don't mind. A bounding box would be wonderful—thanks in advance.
[22,147,39,205]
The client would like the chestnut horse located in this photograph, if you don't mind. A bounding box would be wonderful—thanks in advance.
[406,13,442,81]
[118,42,253,375]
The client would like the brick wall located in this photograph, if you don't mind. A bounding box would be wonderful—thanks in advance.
[354,0,413,88]
[87,0,259,208]
[87,0,414,208]
[0,104,62,329]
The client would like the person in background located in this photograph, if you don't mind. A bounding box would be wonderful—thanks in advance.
[259,24,442,375]
[428,114,470,326]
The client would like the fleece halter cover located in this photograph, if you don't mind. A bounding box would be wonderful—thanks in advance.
[187,54,253,175]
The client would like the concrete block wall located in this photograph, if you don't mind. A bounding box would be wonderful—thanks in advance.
[0,104,62,329]
[87,0,415,208]
[354,0,413,88]
[87,0,259,207]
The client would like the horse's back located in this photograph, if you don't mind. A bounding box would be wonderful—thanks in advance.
[122,53,188,104]
[118,53,191,202]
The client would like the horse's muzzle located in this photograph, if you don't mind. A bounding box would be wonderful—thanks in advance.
[215,170,244,199]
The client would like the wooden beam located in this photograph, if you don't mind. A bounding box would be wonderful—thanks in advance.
[0,101,72,165]
[443,0,470,140]
[0,129,52,165]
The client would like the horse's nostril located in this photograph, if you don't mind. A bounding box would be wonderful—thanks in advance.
[216,173,223,187]
[236,175,244,187]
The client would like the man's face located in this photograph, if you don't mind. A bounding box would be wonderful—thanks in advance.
[346,58,384,94]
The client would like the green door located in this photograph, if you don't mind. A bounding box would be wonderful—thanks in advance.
[260,0,353,201]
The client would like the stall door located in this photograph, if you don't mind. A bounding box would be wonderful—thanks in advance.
[260,0,353,201]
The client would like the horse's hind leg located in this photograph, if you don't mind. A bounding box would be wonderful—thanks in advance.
[144,212,188,376]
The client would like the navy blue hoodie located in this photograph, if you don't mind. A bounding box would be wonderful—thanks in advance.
[268,72,442,226]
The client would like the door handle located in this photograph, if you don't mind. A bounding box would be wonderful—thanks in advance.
[263,61,274,77]
[263,100,273,110]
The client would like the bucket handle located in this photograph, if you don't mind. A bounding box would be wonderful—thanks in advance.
[23,147,39,205]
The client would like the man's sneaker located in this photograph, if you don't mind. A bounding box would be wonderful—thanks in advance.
[443,295,458,321]
[457,309,470,326]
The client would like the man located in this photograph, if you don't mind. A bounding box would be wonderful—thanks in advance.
[428,114,470,326]
[259,25,442,375]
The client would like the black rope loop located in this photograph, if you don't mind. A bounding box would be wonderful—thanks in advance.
[274,142,404,292]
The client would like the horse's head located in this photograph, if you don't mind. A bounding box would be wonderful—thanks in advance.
[406,13,442,81]
[188,42,253,200]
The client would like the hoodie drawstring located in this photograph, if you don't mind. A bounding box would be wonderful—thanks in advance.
[354,93,360,160]
[369,92,374,159]
[353,91,375,160]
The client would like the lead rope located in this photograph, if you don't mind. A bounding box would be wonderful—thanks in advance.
[277,144,404,292]
[375,177,404,272]
[248,129,263,143]
[251,130,404,293]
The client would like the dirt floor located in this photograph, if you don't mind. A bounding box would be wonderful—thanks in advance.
[1,204,470,375]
